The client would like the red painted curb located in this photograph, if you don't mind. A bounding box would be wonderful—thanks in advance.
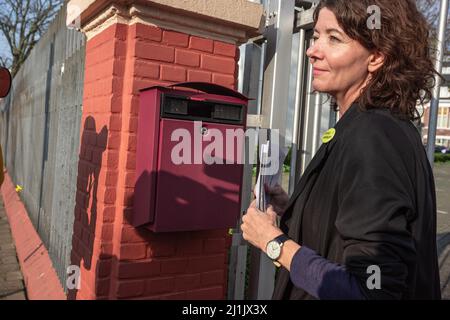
[1,171,66,300]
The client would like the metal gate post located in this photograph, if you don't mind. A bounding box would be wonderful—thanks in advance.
[247,0,296,300]
[289,28,307,195]
[228,41,265,300]
[426,0,449,166]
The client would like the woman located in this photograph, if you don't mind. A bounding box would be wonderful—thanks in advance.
[241,0,441,299]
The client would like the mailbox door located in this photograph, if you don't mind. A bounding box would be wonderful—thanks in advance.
[152,118,244,232]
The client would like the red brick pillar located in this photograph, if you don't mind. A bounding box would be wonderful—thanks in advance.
[67,0,263,299]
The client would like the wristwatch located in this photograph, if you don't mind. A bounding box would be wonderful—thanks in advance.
[265,234,290,267]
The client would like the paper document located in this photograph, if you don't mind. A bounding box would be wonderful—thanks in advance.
[255,141,288,213]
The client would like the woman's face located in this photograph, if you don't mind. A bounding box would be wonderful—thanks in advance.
[306,8,372,99]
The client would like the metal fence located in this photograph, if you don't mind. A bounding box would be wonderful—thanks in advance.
[0,4,85,290]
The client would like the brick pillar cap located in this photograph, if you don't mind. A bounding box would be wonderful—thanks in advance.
[67,0,265,43]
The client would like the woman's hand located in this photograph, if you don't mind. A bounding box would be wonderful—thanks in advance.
[241,200,284,252]
[263,183,290,216]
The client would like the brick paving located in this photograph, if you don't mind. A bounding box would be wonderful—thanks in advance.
[435,163,450,234]
[434,163,450,299]
[0,196,26,300]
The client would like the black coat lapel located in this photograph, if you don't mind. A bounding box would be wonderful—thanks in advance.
[284,103,359,215]
[272,140,335,300]
[284,143,330,213]
[273,103,361,300]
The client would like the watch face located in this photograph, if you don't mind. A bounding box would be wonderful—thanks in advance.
[266,241,281,260]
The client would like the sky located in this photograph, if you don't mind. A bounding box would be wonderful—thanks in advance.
[0,34,11,66]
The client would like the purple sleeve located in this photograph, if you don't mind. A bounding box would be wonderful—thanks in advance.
[289,246,367,300]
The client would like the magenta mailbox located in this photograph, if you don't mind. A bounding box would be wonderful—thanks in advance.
[133,82,249,232]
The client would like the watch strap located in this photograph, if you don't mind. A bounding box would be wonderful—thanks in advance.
[273,234,290,246]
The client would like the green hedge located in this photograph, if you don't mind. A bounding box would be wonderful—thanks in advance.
[434,153,450,163]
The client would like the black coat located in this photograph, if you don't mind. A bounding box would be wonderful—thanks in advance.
[272,103,441,300]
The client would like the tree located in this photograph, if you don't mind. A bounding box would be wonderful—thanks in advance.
[0,0,63,77]
[416,0,450,56]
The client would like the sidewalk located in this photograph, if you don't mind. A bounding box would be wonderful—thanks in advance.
[0,196,26,300]
[434,163,450,299]
[438,233,450,299]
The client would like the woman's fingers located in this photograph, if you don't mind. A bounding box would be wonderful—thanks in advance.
[265,183,284,195]
[241,204,283,251]
[266,205,278,222]
[260,183,289,216]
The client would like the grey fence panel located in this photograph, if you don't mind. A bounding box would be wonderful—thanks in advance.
[48,30,85,287]
[0,4,85,291]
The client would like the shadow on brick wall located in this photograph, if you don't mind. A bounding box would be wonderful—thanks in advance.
[68,116,107,300]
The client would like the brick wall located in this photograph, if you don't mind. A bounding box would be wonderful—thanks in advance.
[68,22,238,300]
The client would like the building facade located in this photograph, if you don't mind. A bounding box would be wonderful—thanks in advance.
[422,59,450,148]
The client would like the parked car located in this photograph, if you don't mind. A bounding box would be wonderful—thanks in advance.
[435,145,448,154]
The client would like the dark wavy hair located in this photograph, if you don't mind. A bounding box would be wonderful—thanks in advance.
[313,0,442,121]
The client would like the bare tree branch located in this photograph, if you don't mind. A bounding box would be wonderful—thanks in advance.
[416,0,450,57]
[0,55,11,68]
[0,0,63,76]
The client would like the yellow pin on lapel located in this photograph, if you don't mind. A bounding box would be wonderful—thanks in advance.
[322,128,336,144]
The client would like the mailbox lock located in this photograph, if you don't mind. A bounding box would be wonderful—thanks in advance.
[200,126,208,136]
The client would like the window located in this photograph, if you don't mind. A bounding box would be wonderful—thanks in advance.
[436,138,450,148]
[437,107,449,128]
